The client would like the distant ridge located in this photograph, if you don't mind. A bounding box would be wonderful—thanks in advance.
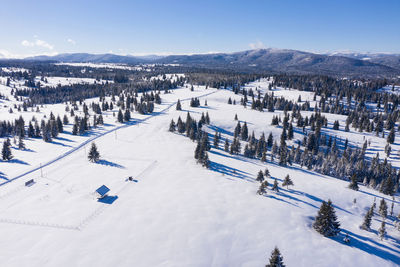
[15,49,400,77]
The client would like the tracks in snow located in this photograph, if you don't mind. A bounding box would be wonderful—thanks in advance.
[0,90,218,187]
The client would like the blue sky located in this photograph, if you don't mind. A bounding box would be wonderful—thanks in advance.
[0,0,399,57]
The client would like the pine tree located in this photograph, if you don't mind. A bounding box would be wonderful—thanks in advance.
[124,109,131,122]
[282,174,294,189]
[169,119,176,132]
[176,99,182,110]
[378,221,386,240]
[256,170,264,183]
[264,168,270,178]
[88,142,100,163]
[224,139,229,152]
[2,138,13,161]
[257,181,269,195]
[313,200,341,237]
[266,247,285,267]
[177,117,185,133]
[18,135,25,150]
[387,128,395,144]
[117,109,124,123]
[241,121,248,141]
[348,173,359,191]
[360,207,373,231]
[379,198,388,218]
[272,179,279,192]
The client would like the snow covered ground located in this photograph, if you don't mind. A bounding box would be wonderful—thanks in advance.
[0,79,398,266]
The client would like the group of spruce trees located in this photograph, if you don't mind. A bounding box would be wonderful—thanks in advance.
[169,111,211,168]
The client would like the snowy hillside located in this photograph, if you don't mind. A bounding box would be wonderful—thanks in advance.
[0,73,398,267]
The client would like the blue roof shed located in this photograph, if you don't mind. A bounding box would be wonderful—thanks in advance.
[96,185,110,198]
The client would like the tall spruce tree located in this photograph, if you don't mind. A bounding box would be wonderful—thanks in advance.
[378,221,386,240]
[256,170,264,183]
[88,142,100,163]
[379,198,388,218]
[348,174,359,191]
[2,138,13,161]
[313,200,340,237]
[360,207,373,231]
[282,174,294,189]
[266,247,285,267]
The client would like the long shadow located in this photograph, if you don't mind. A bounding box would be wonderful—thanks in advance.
[337,229,400,265]
[98,195,118,204]
[96,159,125,169]
[56,136,75,143]
[207,125,234,137]
[51,140,72,147]
[358,190,400,205]
[209,161,252,181]
[0,171,8,180]
[3,158,30,165]
[277,189,319,209]
[264,193,299,207]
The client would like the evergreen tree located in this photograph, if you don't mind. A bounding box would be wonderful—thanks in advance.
[348,174,359,191]
[169,119,176,132]
[282,174,294,189]
[360,207,373,231]
[272,179,279,192]
[256,170,264,183]
[264,168,271,178]
[378,220,386,240]
[387,128,395,144]
[224,138,229,152]
[313,200,341,237]
[18,135,25,150]
[2,138,13,161]
[257,181,269,195]
[177,117,185,133]
[241,121,248,141]
[117,109,124,123]
[379,198,388,218]
[266,247,285,267]
[88,142,100,163]
[176,99,182,110]
[124,109,131,122]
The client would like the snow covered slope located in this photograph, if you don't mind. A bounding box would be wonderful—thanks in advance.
[0,81,398,267]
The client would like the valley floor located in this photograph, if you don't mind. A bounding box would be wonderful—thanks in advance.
[0,83,398,267]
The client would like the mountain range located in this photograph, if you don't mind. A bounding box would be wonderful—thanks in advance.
[14,49,400,78]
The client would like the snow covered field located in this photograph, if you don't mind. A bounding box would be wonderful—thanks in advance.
[0,78,398,267]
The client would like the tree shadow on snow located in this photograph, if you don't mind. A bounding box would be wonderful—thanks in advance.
[96,159,125,169]
[2,158,30,165]
[334,229,400,265]
[209,161,252,181]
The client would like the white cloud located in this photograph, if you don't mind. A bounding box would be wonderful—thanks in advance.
[249,41,266,50]
[67,38,76,45]
[21,40,34,47]
[21,38,54,50]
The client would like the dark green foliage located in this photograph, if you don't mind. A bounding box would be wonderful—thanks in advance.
[256,170,264,183]
[117,109,124,123]
[88,142,100,163]
[313,200,340,237]
[348,174,359,191]
[266,247,285,267]
[379,198,388,218]
[272,179,279,192]
[282,174,293,189]
[2,138,13,161]
[176,99,182,110]
[169,119,176,132]
[360,206,373,231]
